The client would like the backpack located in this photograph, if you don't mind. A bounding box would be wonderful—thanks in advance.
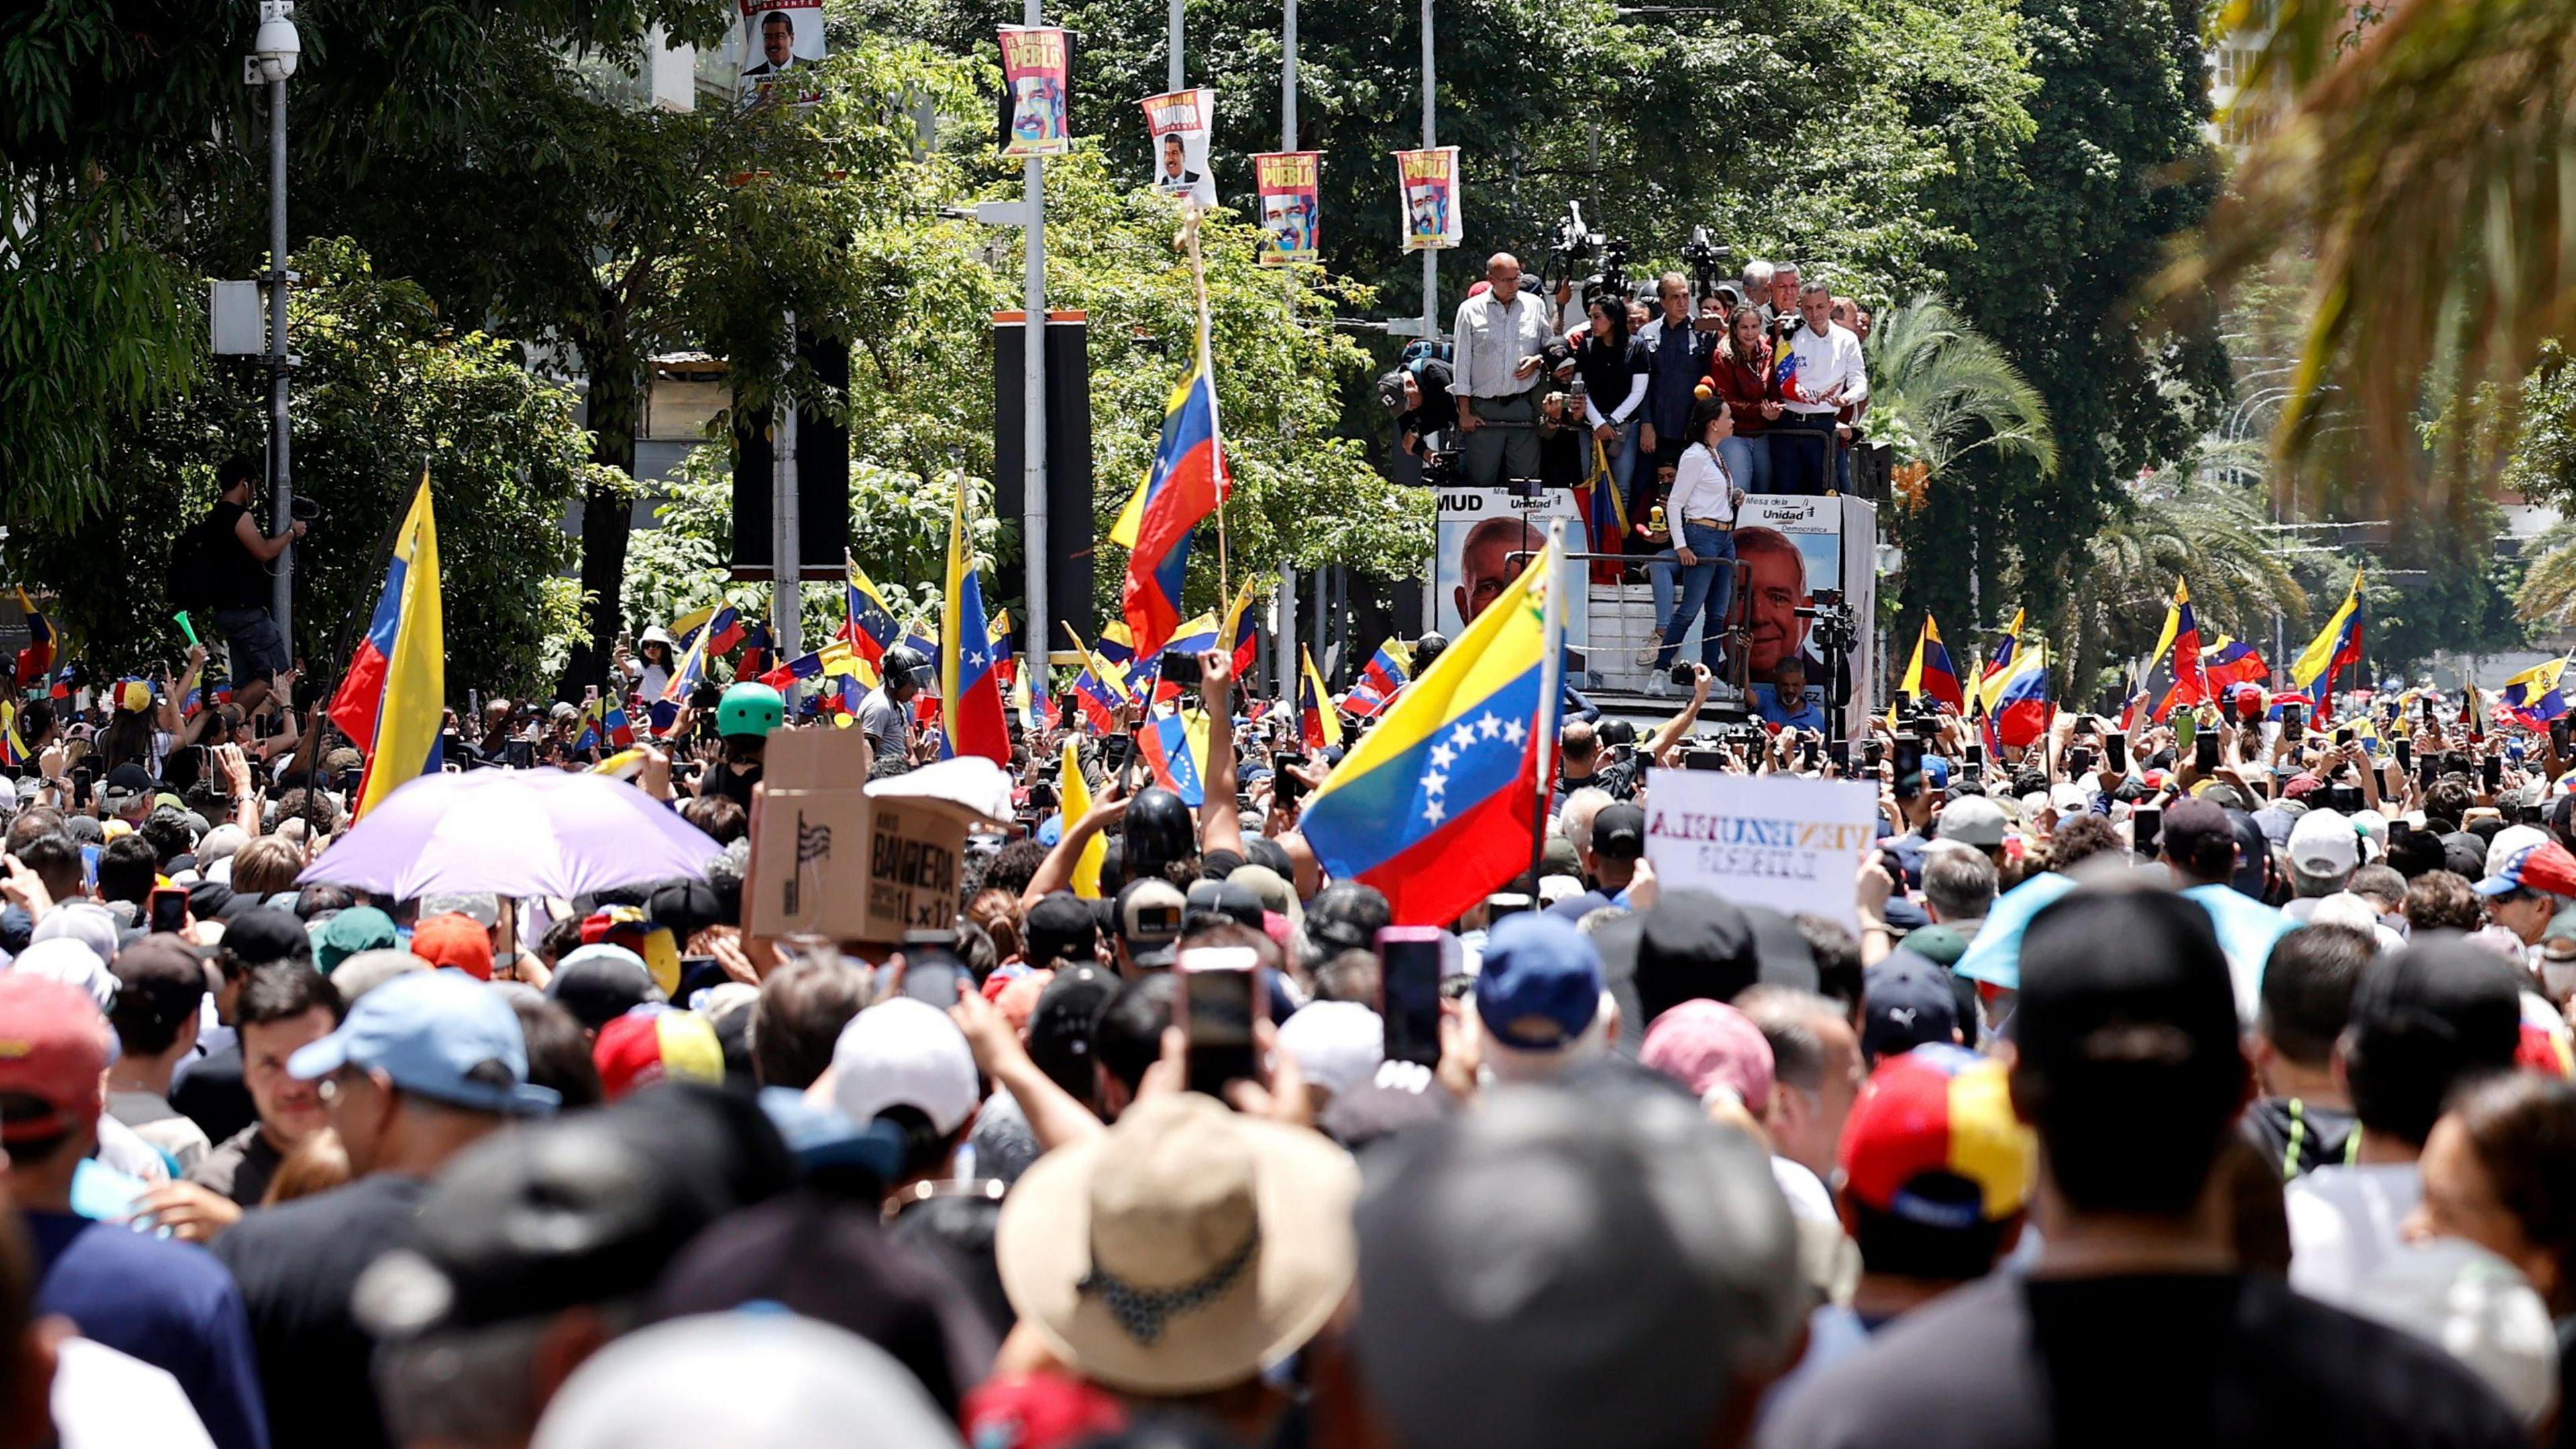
[168,514,225,610]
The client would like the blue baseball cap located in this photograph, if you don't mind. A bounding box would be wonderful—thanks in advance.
[290,971,560,1116]
[1476,913,1603,1051]
[1922,756,1953,792]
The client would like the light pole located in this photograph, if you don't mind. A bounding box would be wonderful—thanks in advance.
[248,1,300,651]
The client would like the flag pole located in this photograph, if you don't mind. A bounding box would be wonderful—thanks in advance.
[1182,202,1230,614]
[1528,521,1566,893]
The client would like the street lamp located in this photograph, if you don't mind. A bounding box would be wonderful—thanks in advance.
[246,0,299,650]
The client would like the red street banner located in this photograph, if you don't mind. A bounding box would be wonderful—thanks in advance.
[1255,151,1322,265]
[1000,27,1071,158]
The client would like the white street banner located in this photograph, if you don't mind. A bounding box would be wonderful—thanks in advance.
[1140,89,1218,210]
[1642,770,1881,928]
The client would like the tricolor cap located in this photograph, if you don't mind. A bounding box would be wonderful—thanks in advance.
[582,906,682,996]
[592,1008,725,1101]
[2475,840,2576,898]
[1837,1044,2035,1229]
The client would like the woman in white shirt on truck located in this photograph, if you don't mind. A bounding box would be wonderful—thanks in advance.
[1648,398,1747,696]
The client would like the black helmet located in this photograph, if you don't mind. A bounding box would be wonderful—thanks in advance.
[879,645,930,692]
[1123,788,1197,878]
[1413,632,1450,674]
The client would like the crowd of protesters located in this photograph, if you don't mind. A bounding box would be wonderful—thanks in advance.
[11,572,2576,1449]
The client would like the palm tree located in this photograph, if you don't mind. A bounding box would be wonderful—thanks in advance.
[2061,448,2309,691]
[2517,519,2576,633]
[1866,293,2059,488]
[2174,0,2576,501]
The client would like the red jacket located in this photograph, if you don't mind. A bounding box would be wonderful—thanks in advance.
[1703,345,1773,437]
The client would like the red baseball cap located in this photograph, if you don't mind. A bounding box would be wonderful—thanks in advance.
[409,913,494,981]
[2477,840,2576,900]
[592,1008,724,1101]
[0,975,111,1142]
[1839,1044,2036,1228]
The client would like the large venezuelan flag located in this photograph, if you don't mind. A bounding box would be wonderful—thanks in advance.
[1221,578,1263,679]
[1991,639,2052,750]
[1301,545,1553,926]
[1894,615,1964,715]
[328,472,445,820]
[1113,363,1231,659]
[940,478,1010,765]
[1299,646,1343,751]
[1138,710,1212,806]
[1974,608,2025,720]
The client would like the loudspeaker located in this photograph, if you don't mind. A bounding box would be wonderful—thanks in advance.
[994,311,1094,651]
[731,331,852,580]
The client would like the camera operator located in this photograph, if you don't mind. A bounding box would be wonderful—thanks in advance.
[1450,252,1556,492]
[201,455,303,722]
[1379,351,1457,462]
[1772,278,1868,496]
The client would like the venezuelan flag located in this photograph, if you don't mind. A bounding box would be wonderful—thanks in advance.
[2503,657,2573,728]
[1345,639,1415,720]
[1221,579,1263,679]
[1299,646,1344,751]
[1894,615,1964,716]
[1570,437,1630,586]
[602,698,636,749]
[2291,567,2365,711]
[327,472,444,820]
[2203,634,2268,693]
[0,699,24,769]
[843,555,904,668]
[670,602,746,658]
[1973,609,2024,719]
[1148,612,1221,705]
[1992,639,2052,750]
[940,478,1010,765]
[2123,580,2207,727]
[1061,739,1106,897]
[737,620,774,682]
[1112,362,1231,659]
[1138,709,1212,806]
[1300,544,1554,926]
[988,609,1018,695]
[13,590,53,690]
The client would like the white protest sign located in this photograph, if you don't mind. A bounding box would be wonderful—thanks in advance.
[1643,769,1882,927]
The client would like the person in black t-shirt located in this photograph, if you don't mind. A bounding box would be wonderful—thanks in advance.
[1762,887,2526,1449]
[205,455,302,721]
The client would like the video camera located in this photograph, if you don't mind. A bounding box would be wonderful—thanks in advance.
[1793,587,1858,658]
[1540,202,1633,309]
[1680,227,1732,303]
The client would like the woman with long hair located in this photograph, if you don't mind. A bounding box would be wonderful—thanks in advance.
[1705,305,1782,494]
[1646,398,1747,696]
[1572,296,1650,513]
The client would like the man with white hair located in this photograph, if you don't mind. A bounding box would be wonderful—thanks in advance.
[1740,258,1778,319]
[1473,914,1616,1083]
[1921,843,1998,938]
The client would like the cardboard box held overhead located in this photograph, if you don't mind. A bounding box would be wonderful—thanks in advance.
[744,731,1012,947]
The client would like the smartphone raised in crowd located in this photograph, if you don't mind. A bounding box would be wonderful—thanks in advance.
[2395,737,2414,770]
[1160,650,1204,688]
[147,887,188,934]
[1892,735,1925,802]
[2485,755,2504,792]
[1377,926,1446,1069]
[896,929,970,1006]
[2103,733,2127,773]
[2133,806,2163,858]
[1177,947,1261,1098]
[2194,731,2219,774]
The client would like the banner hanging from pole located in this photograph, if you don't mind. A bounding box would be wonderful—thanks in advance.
[1140,89,1218,210]
[1393,146,1462,252]
[737,0,824,107]
[1254,151,1322,266]
[1000,27,1073,157]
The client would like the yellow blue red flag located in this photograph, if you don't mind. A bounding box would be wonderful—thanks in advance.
[327,471,444,819]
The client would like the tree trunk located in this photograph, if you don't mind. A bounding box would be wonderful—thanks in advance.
[563,305,643,700]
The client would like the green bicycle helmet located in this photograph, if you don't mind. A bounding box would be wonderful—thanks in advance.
[716,681,786,740]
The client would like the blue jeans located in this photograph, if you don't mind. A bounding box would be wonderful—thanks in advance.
[1647,547,1680,648]
[1604,417,1644,519]
[1655,523,1735,672]
[1719,433,1772,494]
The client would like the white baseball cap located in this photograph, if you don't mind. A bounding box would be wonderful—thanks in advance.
[1277,1000,1385,1097]
[2286,808,2359,877]
[2487,824,2552,883]
[1935,796,2008,848]
[830,998,980,1136]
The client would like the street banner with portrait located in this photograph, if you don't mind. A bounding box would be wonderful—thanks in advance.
[1394,146,1462,252]
[1254,151,1322,266]
[1642,771,1882,928]
[1434,486,1591,672]
[1140,89,1218,209]
[737,0,824,107]
[1733,492,1878,737]
[1000,27,1073,158]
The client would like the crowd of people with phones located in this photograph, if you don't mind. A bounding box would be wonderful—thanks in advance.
[13,570,2576,1449]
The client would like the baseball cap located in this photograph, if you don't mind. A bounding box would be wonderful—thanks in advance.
[1475,913,1603,1051]
[1639,999,1774,1111]
[1026,963,1120,1099]
[1935,796,2008,849]
[216,905,312,969]
[316,906,400,975]
[1633,890,1760,1022]
[421,892,502,928]
[290,970,561,1116]
[2014,888,2245,1130]
[1839,1044,2036,1228]
[1303,881,1392,959]
[2286,808,2359,877]
[109,936,211,1044]
[0,975,111,1141]
[1860,953,1961,1063]
[1901,924,1969,969]
[1276,1000,1385,1097]
[592,1008,725,1100]
[410,912,496,981]
[1024,893,1100,967]
[1591,803,1646,863]
[1114,878,1187,969]
[830,998,981,1135]
[547,944,664,1031]
[2282,772,2324,802]
[2477,840,2576,898]
[2157,796,2236,871]
[1184,879,1264,931]
[531,1316,961,1449]
[2488,827,2553,883]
